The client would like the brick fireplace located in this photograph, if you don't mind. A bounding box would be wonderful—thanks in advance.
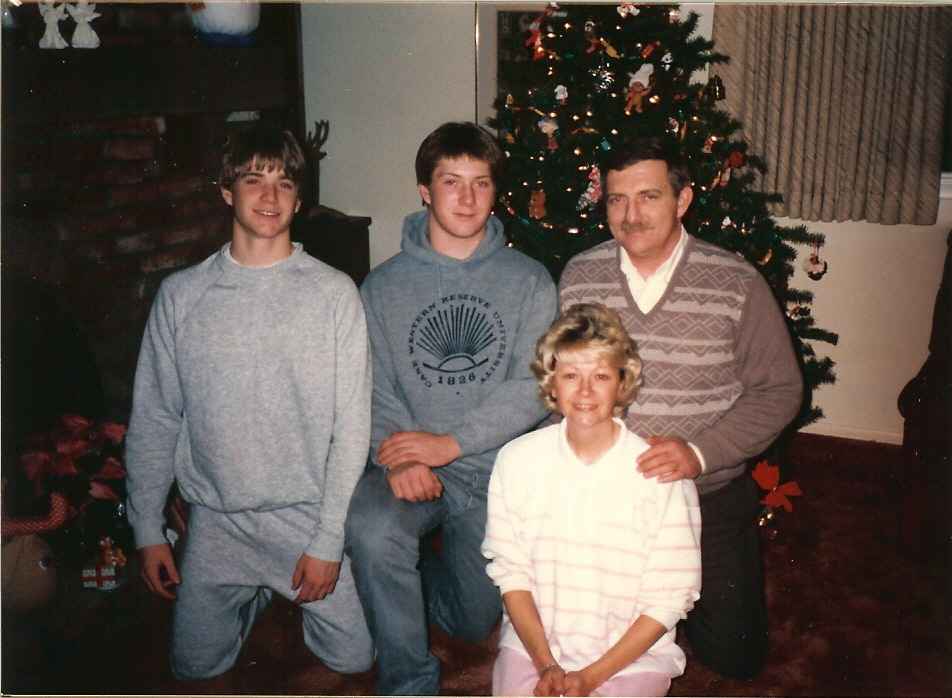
[2,3,306,434]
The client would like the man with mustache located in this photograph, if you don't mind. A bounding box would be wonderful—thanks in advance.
[559,137,802,681]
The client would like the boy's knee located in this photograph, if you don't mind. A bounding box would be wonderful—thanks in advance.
[345,488,420,566]
[303,625,375,674]
[322,651,375,675]
[454,611,501,644]
[171,647,240,682]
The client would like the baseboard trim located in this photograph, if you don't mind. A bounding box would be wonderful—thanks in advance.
[798,423,903,446]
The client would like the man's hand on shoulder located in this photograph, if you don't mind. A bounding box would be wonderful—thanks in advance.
[139,543,181,600]
[636,436,701,483]
[291,554,341,604]
[377,431,461,469]
[386,463,444,502]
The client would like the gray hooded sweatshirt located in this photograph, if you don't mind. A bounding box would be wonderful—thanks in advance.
[360,210,557,476]
[125,243,371,562]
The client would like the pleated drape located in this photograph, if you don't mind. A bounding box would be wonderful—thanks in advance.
[712,5,950,225]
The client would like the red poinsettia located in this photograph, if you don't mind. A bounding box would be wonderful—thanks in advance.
[16,414,128,517]
[101,423,127,444]
[752,460,803,512]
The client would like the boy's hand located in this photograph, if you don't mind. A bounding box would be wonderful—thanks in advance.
[139,543,181,600]
[291,554,340,604]
[386,463,443,502]
[636,436,701,483]
[377,431,461,469]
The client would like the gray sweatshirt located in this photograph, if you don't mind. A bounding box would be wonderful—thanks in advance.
[125,243,371,561]
[360,210,557,476]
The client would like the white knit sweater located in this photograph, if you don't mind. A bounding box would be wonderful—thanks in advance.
[482,419,702,678]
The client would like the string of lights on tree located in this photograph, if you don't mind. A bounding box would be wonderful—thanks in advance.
[490,2,838,428]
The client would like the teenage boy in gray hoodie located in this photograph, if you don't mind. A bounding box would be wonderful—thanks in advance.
[125,125,373,683]
[344,122,558,695]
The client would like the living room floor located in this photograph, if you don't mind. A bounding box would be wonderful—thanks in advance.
[3,434,949,696]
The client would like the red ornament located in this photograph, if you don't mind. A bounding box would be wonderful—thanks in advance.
[727,150,746,168]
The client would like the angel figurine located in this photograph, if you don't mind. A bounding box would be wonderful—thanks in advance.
[38,1,68,49]
[67,1,101,49]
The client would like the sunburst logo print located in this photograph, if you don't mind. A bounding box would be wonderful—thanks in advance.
[416,305,495,373]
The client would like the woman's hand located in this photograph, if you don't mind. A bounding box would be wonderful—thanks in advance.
[563,670,596,696]
[533,664,567,696]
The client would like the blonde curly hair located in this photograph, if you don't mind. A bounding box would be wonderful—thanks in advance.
[531,303,642,416]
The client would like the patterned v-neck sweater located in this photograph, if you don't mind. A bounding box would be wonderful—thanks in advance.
[559,235,803,495]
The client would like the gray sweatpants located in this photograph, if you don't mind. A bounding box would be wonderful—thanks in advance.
[170,502,373,680]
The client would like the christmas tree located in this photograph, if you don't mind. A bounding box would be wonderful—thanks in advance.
[490,2,837,429]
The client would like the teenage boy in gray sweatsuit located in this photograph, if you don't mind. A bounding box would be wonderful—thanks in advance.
[125,125,373,682]
[344,122,558,695]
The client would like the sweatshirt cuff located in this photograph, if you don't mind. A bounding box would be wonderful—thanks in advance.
[133,520,170,550]
[452,428,481,459]
[688,442,707,473]
[305,530,344,562]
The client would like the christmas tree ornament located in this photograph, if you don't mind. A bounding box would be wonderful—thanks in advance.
[599,139,612,151]
[722,216,734,229]
[624,64,653,114]
[529,189,547,219]
[660,51,673,71]
[526,5,558,61]
[702,136,716,153]
[600,37,621,59]
[591,66,616,92]
[617,2,638,18]
[538,117,559,150]
[625,79,650,114]
[668,8,681,23]
[786,303,811,319]
[584,19,600,54]
[641,41,660,59]
[803,243,828,280]
[555,84,568,105]
[727,150,747,168]
[758,248,773,265]
[577,166,603,210]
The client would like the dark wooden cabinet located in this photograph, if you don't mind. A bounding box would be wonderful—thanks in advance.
[293,206,372,287]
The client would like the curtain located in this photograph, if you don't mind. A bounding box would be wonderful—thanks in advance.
[712,5,950,225]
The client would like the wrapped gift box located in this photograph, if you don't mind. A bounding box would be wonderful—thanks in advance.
[81,563,120,590]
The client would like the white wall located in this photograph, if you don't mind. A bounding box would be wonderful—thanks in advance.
[788,208,949,444]
[301,2,477,266]
[300,2,950,445]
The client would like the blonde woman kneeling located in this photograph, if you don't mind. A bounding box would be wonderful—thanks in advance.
[482,303,702,697]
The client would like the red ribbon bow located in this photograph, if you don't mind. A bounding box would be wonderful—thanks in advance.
[752,460,803,512]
